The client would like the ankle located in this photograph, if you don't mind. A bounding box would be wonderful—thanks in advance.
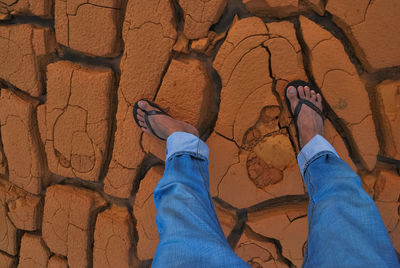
[300,132,323,148]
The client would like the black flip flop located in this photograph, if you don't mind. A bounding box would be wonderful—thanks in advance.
[133,99,169,141]
[284,80,324,150]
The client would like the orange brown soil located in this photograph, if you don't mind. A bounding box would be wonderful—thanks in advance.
[0,0,399,267]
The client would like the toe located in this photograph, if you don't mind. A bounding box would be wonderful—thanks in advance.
[139,120,147,128]
[298,86,305,98]
[138,100,160,112]
[287,86,299,113]
[137,110,145,120]
[304,86,311,98]
[310,90,317,102]
[137,108,144,116]
[138,100,149,111]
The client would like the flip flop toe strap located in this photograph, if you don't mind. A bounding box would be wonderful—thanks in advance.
[144,110,167,140]
[293,99,324,123]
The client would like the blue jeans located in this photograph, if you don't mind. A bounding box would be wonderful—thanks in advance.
[152,133,399,267]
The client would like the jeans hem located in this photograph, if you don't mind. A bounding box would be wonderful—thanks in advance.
[166,151,209,163]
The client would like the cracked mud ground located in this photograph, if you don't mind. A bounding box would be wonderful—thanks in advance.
[0,0,400,267]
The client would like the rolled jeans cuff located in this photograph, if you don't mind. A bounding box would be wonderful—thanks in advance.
[166,132,209,161]
[297,134,339,176]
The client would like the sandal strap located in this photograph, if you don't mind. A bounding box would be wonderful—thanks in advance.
[140,104,169,141]
[293,99,324,122]
[144,111,165,140]
[146,110,167,116]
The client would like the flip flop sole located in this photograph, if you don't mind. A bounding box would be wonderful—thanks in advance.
[133,101,141,128]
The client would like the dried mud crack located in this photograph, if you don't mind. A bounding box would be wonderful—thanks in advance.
[0,0,399,267]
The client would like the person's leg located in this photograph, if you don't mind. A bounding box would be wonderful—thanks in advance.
[300,136,399,267]
[152,132,248,267]
[133,101,248,268]
[286,85,399,267]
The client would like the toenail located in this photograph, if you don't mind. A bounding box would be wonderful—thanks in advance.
[289,87,295,93]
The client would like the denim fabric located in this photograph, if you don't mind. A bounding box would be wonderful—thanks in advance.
[297,134,339,176]
[302,152,399,268]
[152,132,399,267]
[166,132,209,160]
[152,133,249,267]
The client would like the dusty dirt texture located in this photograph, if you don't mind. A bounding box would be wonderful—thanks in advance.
[18,233,50,268]
[55,0,123,57]
[235,227,288,267]
[191,31,227,56]
[133,165,163,261]
[213,16,273,143]
[214,202,237,238]
[243,0,325,18]
[0,89,46,194]
[42,184,106,268]
[324,120,357,171]
[243,0,300,18]
[0,251,16,267]
[0,0,399,267]
[247,205,308,267]
[41,61,114,182]
[47,256,68,268]
[0,0,51,19]
[104,0,177,198]
[0,0,52,19]
[0,142,7,175]
[213,18,306,148]
[374,170,400,253]
[173,34,190,54]
[178,0,228,39]
[217,149,305,208]
[376,80,400,160]
[0,178,42,231]
[207,131,240,197]
[93,205,134,268]
[0,24,54,97]
[211,18,307,207]
[155,58,214,132]
[0,181,18,256]
[326,0,400,72]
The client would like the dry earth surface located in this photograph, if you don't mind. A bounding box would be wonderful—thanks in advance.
[0,0,400,267]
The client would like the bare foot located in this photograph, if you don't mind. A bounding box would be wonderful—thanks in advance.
[136,100,199,140]
[286,85,324,148]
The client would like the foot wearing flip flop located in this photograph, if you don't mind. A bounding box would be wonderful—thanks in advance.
[136,100,199,140]
[286,85,324,148]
